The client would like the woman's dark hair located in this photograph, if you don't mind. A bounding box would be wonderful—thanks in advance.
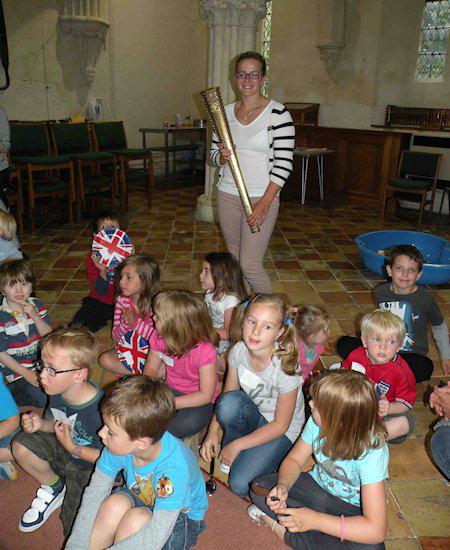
[204,252,247,301]
[235,51,266,75]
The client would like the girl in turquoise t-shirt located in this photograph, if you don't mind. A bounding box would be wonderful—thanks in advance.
[249,370,389,549]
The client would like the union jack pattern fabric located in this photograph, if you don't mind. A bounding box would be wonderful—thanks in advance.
[92,228,133,269]
[117,330,149,374]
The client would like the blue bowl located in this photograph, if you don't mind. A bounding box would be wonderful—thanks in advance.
[355,230,450,285]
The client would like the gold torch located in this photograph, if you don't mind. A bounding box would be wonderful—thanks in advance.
[201,86,260,234]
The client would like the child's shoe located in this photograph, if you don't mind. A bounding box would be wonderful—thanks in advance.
[0,460,18,480]
[19,483,66,532]
[247,504,277,529]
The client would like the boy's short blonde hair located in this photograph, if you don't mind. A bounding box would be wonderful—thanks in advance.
[0,210,17,241]
[360,308,406,344]
[41,327,99,377]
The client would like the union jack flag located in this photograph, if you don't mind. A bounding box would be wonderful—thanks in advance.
[92,228,133,269]
[117,330,150,374]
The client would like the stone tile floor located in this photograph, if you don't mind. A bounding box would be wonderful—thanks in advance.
[16,185,450,548]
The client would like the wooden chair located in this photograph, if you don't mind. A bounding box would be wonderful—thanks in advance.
[50,122,117,221]
[10,122,75,232]
[90,121,154,211]
[7,164,24,235]
[381,150,442,224]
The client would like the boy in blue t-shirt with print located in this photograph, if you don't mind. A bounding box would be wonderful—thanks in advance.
[0,372,20,480]
[67,376,208,550]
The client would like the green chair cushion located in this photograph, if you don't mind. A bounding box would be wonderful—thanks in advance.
[34,180,69,193]
[13,155,72,166]
[115,148,153,157]
[69,151,114,161]
[388,178,432,191]
[82,175,111,188]
[123,169,148,182]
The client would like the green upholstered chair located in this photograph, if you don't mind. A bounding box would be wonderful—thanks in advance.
[10,122,75,232]
[7,164,24,235]
[381,150,442,225]
[50,123,117,221]
[91,121,154,211]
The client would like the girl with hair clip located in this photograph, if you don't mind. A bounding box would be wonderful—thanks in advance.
[249,370,389,550]
[200,251,247,372]
[200,294,304,498]
[0,210,22,261]
[144,290,220,440]
[294,304,331,384]
[99,255,160,376]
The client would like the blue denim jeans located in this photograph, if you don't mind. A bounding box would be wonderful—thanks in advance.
[215,390,293,497]
[430,425,450,480]
[113,485,206,549]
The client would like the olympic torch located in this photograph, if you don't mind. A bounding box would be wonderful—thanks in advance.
[201,86,260,234]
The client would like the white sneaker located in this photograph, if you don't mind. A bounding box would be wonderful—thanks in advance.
[19,484,66,532]
[219,462,230,473]
[247,504,268,525]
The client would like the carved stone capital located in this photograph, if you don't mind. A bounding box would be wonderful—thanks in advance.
[317,43,345,72]
[201,0,267,20]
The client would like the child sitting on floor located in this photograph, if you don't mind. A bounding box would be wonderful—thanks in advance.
[0,210,22,262]
[145,290,219,440]
[0,372,20,480]
[337,244,450,381]
[200,294,304,498]
[0,258,51,408]
[341,309,416,443]
[69,210,121,333]
[12,327,103,536]
[99,255,160,376]
[249,370,388,550]
[199,252,247,372]
[294,304,330,383]
[66,376,208,550]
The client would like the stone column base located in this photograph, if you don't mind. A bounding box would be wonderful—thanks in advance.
[194,193,218,223]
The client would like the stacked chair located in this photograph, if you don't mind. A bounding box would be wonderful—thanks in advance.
[90,121,154,211]
[10,122,75,232]
[50,122,117,221]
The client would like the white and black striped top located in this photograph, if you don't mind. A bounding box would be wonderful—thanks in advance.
[210,100,295,192]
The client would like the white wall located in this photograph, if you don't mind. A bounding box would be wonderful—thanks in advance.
[269,0,450,130]
[0,0,208,147]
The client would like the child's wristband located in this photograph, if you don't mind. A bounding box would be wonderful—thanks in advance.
[340,514,344,542]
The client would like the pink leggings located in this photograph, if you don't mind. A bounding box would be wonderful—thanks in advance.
[217,190,279,293]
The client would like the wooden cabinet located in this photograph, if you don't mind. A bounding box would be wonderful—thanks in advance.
[282,125,410,207]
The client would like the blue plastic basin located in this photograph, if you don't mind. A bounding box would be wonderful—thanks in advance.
[355,230,450,285]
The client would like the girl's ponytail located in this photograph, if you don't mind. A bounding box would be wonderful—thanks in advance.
[228,299,249,345]
[277,306,299,375]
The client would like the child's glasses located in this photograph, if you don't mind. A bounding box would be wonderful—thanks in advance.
[35,361,85,378]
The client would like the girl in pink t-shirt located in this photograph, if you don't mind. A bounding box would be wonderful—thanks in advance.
[99,255,160,376]
[294,305,331,384]
[145,290,219,439]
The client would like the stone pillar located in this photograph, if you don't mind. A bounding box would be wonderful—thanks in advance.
[195,0,268,223]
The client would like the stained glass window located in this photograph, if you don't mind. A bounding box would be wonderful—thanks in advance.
[415,0,450,79]
[262,1,272,97]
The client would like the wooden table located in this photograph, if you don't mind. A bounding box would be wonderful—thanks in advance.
[139,127,206,183]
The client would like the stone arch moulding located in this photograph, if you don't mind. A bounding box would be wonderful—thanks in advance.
[58,0,110,86]
[317,0,346,73]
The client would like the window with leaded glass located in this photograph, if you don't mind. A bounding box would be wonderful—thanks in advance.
[415,0,450,79]
[262,0,272,97]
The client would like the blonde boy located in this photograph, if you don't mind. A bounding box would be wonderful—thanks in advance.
[342,309,416,443]
[12,327,103,535]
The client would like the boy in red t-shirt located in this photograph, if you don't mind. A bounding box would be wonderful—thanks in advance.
[69,211,120,333]
[341,309,416,443]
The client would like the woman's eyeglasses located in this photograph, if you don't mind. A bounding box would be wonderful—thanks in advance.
[35,361,85,378]
[235,72,263,80]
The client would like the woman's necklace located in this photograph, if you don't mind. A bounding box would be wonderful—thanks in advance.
[239,101,263,122]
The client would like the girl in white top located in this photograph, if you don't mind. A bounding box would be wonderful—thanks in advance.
[0,210,22,262]
[199,252,247,371]
[200,294,304,498]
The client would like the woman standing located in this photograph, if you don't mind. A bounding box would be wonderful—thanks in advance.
[210,51,295,293]
[0,105,10,209]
